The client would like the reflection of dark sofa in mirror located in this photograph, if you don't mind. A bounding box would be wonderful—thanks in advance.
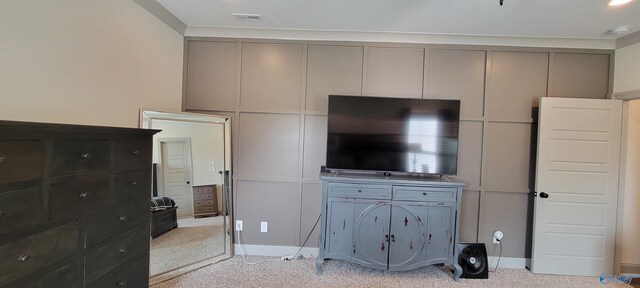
[150,165,178,238]
[151,196,177,238]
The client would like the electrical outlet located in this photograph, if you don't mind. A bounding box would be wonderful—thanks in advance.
[236,220,243,231]
[261,222,268,233]
[493,230,504,243]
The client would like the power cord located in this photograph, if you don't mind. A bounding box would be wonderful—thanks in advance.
[236,230,282,265]
[491,239,502,272]
[282,214,321,261]
[236,214,321,264]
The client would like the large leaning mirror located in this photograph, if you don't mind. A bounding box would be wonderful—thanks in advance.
[140,110,232,283]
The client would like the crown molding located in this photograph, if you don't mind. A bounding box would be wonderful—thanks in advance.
[617,30,640,49]
[613,89,640,101]
[133,0,186,35]
[185,27,616,49]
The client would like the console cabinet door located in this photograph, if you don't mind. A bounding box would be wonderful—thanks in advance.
[352,200,390,270]
[325,198,355,261]
[425,202,456,263]
[388,201,427,271]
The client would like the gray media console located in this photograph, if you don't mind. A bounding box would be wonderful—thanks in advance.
[316,172,466,281]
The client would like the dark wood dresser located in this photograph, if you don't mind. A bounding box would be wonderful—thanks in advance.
[0,121,158,288]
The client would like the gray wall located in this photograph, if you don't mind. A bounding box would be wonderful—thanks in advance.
[184,39,612,258]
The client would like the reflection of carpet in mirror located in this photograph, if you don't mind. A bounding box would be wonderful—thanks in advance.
[150,216,226,276]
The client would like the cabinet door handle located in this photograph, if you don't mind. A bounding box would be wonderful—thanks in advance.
[390,235,395,242]
[0,211,9,219]
[80,152,91,159]
[385,234,390,242]
[79,192,88,199]
[130,150,140,155]
[17,254,31,262]
[0,155,6,164]
[118,281,127,287]
[540,192,550,199]
[422,192,427,196]
[130,180,138,186]
[119,215,128,222]
[119,248,128,255]
[358,189,362,192]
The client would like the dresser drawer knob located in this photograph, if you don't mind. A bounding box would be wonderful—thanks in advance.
[80,153,91,159]
[17,254,31,262]
[130,150,140,155]
[422,192,427,196]
[0,155,6,164]
[119,248,128,254]
[79,192,88,199]
[118,281,127,287]
[119,215,128,222]
[130,180,138,186]
[358,190,362,193]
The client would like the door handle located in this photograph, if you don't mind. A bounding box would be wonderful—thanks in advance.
[540,192,549,199]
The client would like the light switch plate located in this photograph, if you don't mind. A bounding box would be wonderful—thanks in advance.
[261,222,268,232]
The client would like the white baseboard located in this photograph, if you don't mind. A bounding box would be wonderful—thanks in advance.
[234,244,320,258]
[235,244,528,270]
[621,263,640,274]
[488,256,529,269]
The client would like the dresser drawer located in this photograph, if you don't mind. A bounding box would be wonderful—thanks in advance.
[113,140,152,171]
[85,227,148,285]
[51,140,109,176]
[23,261,78,288]
[195,206,215,213]
[194,193,214,200]
[85,201,149,248]
[0,140,44,184]
[49,173,110,220]
[193,185,215,195]
[195,200,214,207]
[328,183,391,199]
[0,223,79,286]
[0,187,44,235]
[91,255,148,288]
[392,186,457,202]
[112,170,151,204]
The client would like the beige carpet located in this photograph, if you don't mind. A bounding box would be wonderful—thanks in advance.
[150,216,227,276]
[151,257,631,288]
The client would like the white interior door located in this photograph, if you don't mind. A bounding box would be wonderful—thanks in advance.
[161,140,194,218]
[532,97,622,275]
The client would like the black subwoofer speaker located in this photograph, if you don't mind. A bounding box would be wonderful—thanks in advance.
[458,243,489,279]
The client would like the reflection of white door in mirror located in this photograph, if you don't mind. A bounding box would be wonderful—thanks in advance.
[160,138,194,218]
[139,109,233,283]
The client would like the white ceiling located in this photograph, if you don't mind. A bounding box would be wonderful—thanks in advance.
[158,0,640,40]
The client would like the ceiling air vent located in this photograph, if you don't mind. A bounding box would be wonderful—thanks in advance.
[605,25,630,35]
[232,13,262,21]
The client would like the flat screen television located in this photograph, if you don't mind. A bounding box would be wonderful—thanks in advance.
[326,95,460,175]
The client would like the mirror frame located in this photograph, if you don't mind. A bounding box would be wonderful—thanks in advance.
[139,109,234,283]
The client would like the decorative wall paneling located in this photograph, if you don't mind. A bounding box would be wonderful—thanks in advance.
[184,38,613,257]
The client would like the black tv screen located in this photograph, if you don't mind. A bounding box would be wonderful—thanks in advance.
[326,95,460,175]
